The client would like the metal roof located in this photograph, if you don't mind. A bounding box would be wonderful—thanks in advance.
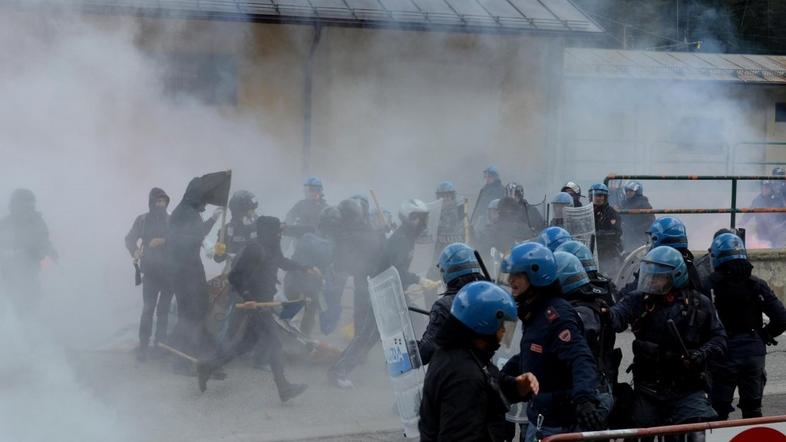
[565,48,786,84]
[48,0,602,34]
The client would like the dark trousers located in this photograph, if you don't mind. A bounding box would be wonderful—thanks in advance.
[630,389,716,442]
[330,283,379,379]
[208,310,290,391]
[710,354,766,419]
[170,268,211,358]
[140,272,173,346]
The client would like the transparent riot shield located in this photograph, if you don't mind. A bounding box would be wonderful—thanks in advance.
[565,204,599,270]
[413,198,444,275]
[369,266,425,438]
[614,245,648,289]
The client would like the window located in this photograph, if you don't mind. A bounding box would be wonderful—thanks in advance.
[157,53,238,106]
[776,103,786,122]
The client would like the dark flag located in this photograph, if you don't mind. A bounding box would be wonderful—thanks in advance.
[199,170,232,207]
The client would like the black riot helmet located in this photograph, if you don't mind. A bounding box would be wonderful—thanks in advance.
[318,206,342,237]
[337,198,365,227]
[9,188,36,214]
[228,190,258,216]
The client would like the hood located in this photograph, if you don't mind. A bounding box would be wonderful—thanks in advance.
[148,187,170,211]
[181,177,205,209]
[256,216,282,245]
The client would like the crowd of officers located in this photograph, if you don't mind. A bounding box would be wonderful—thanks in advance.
[3,164,785,440]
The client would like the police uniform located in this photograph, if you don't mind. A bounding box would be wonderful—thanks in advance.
[610,288,726,427]
[593,203,623,274]
[503,297,600,438]
[704,269,786,419]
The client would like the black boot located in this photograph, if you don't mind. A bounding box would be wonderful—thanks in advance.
[197,361,215,393]
[277,382,308,403]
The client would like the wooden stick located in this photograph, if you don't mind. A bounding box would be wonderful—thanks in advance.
[369,189,388,229]
[157,342,197,364]
[234,299,310,310]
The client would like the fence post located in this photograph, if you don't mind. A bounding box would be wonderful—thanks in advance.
[731,179,738,228]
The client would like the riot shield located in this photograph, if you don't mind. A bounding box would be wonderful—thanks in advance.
[565,204,599,269]
[369,266,425,439]
[206,273,233,341]
[412,199,443,275]
[614,245,648,289]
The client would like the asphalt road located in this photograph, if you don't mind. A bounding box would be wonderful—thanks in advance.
[51,330,786,442]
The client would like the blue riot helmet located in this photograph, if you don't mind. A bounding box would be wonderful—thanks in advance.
[589,183,609,198]
[303,176,323,199]
[555,240,598,274]
[710,233,748,270]
[554,251,590,294]
[436,181,456,198]
[438,243,483,285]
[538,226,572,252]
[501,242,558,288]
[451,281,517,335]
[551,192,573,206]
[624,181,643,197]
[647,216,688,250]
[637,246,689,295]
[483,166,500,179]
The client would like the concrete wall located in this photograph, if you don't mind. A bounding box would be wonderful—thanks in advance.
[125,16,564,206]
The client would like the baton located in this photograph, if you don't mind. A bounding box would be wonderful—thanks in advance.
[408,305,429,316]
[473,250,492,281]
[666,319,690,359]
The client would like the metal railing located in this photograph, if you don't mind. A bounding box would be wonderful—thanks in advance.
[542,415,786,441]
[603,175,786,228]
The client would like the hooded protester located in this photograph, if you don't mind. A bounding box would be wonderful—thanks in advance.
[419,281,539,441]
[125,187,172,361]
[0,188,57,313]
[197,216,312,402]
[167,177,224,367]
[620,181,655,252]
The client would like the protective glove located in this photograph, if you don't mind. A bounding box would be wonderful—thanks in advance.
[759,327,778,346]
[682,349,707,370]
[214,242,227,257]
[574,398,606,431]
[211,207,225,221]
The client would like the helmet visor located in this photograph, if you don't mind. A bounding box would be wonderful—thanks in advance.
[637,261,674,295]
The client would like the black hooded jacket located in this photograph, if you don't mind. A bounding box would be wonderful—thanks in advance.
[0,192,55,271]
[620,195,655,251]
[125,187,170,273]
[228,216,307,302]
[471,179,506,229]
[168,177,218,276]
[420,316,522,442]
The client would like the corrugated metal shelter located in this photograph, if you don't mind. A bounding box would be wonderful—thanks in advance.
[20,0,602,34]
[565,48,786,84]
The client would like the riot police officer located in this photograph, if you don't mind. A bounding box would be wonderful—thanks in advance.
[419,281,539,441]
[555,240,618,302]
[506,182,546,233]
[589,184,623,275]
[500,242,605,441]
[419,242,486,365]
[427,181,466,283]
[608,246,726,436]
[213,190,258,266]
[620,181,655,252]
[470,166,506,232]
[284,177,328,247]
[549,192,573,227]
[554,252,618,412]
[704,233,786,420]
